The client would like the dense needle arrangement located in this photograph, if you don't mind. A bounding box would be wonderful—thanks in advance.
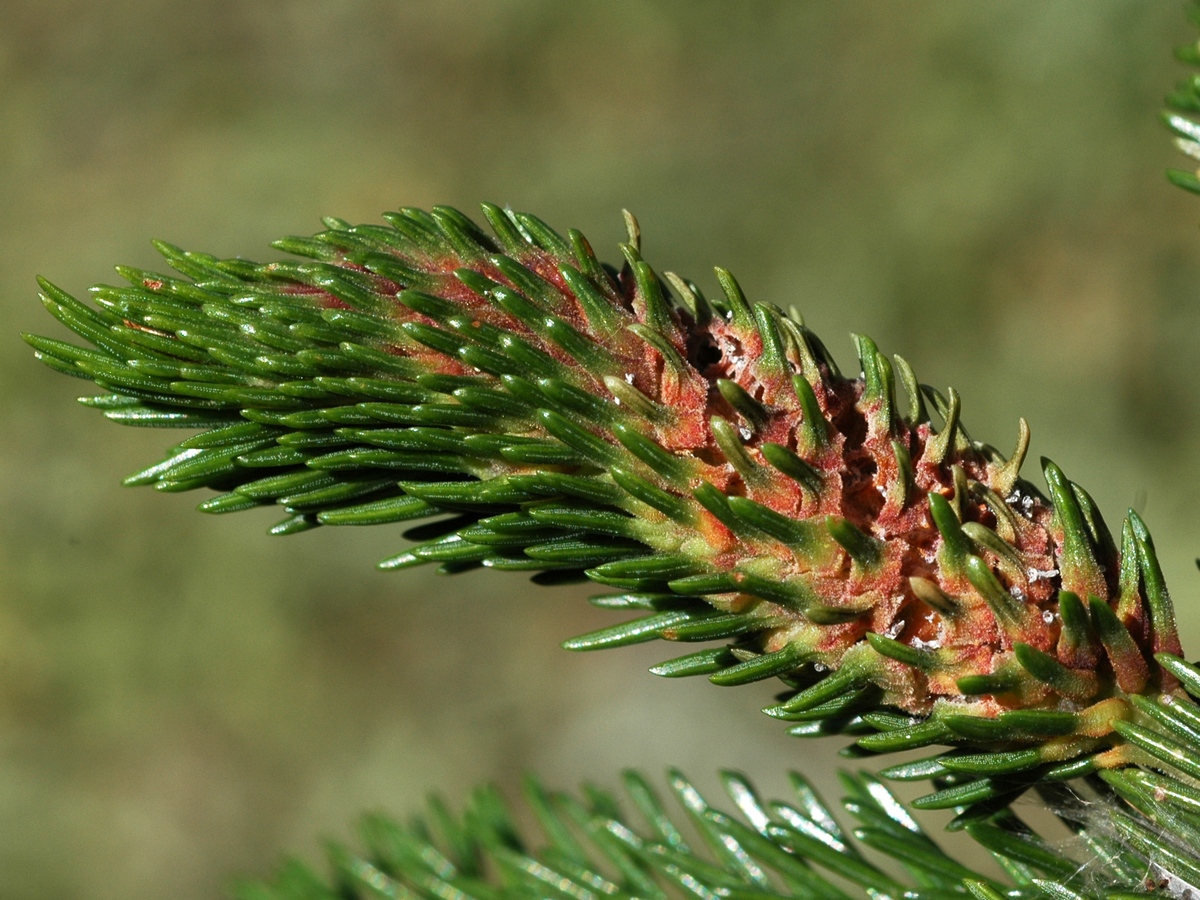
[25,3,1200,897]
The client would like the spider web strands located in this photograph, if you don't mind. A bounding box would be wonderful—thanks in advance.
[1037,770,1200,900]
[233,769,1141,900]
[942,656,1200,900]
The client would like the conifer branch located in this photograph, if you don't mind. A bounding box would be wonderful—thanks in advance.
[235,768,1134,900]
[24,201,1185,816]
[24,6,1200,891]
[1166,0,1200,196]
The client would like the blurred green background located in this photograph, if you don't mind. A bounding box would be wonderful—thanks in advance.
[4,2,1200,897]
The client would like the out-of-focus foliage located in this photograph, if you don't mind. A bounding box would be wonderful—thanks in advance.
[3,3,1198,899]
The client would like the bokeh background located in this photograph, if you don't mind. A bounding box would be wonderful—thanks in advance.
[3,2,1200,897]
